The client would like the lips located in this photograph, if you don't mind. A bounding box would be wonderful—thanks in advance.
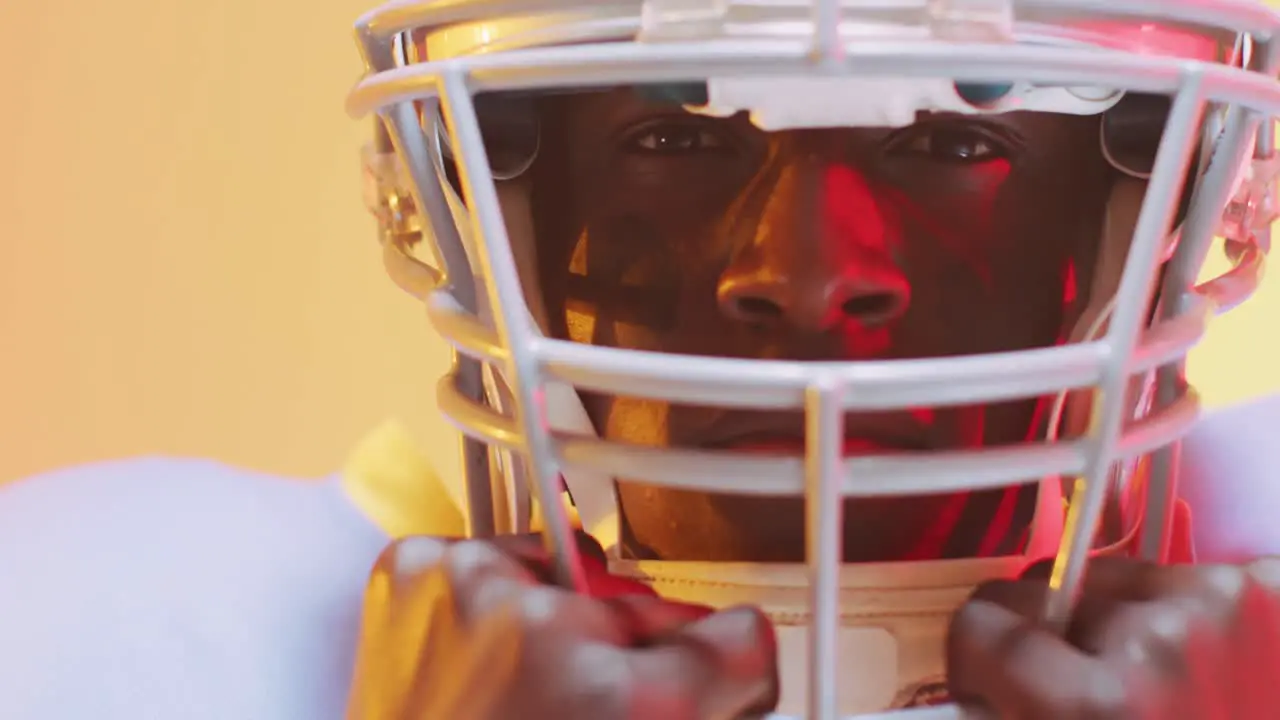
[693,411,931,457]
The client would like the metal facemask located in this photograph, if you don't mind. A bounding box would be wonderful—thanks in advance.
[348,1,1279,718]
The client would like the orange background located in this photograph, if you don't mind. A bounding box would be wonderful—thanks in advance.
[0,1,1274,487]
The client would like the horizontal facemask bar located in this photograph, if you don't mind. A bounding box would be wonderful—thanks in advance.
[435,374,1202,497]
[349,38,1280,119]
[428,295,1220,409]
[352,0,1279,76]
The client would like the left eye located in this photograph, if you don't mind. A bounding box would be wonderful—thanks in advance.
[888,126,1008,164]
[624,123,731,156]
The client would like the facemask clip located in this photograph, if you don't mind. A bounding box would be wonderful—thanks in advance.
[1222,153,1279,251]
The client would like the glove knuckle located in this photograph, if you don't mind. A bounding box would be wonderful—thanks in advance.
[1077,672,1139,720]
[510,585,567,629]
[372,535,450,580]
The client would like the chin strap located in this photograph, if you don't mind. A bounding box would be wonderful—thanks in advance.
[1084,454,1197,564]
[544,380,622,546]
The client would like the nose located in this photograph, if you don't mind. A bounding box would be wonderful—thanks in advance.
[717,157,910,332]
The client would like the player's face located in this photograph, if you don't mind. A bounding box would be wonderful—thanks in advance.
[520,88,1116,562]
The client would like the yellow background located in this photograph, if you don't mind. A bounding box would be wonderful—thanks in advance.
[0,0,1274,486]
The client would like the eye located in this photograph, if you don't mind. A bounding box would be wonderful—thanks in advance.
[623,121,732,156]
[886,124,1011,164]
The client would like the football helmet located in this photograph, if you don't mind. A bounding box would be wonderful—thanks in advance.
[348,1,1279,717]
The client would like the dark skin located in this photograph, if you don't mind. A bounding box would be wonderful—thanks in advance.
[526,88,1113,562]
[348,88,1280,720]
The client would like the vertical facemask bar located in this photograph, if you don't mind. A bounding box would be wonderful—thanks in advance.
[1045,71,1208,627]
[484,366,534,534]
[1250,38,1278,256]
[811,0,842,67]
[1137,112,1245,563]
[371,36,471,289]
[805,377,845,720]
[1140,35,1279,562]
[409,96,518,537]
[394,104,499,539]
[1140,53,1273,561]
[368,32,500,538]
[439,68,588,592]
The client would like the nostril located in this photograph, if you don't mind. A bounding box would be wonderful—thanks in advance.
[841,293,900,321]
[733,296,785,320]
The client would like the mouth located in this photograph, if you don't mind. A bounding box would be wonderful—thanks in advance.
[696,404,936,453]
[696,409,936,453]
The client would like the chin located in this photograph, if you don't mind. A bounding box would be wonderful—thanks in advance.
[698,494,963,564]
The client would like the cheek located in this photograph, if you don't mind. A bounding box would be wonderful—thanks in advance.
[565,302,668,351]
[602,397,671,446]
[929,160,1012,255]
[591,156,751,226]
[962,159,1014,244]
[880,162,1013,291]
[565,304,595,344]
[886,163,1081,359]
[562,219,695,345]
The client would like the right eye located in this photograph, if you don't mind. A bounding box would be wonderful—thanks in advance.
[888,125,1006,164]
[623,121,733,156]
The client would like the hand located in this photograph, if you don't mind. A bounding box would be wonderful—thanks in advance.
[947,556,1280,719]
[345,532,779,720]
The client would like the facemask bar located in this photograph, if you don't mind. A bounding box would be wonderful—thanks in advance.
[365,29,512,538]
[1041,74,1207,626]
[350,3,1279,717]
[1136,36,1279,564]
[438,69,592,590]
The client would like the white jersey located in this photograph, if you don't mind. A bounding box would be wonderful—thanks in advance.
[0,400,1277,720]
